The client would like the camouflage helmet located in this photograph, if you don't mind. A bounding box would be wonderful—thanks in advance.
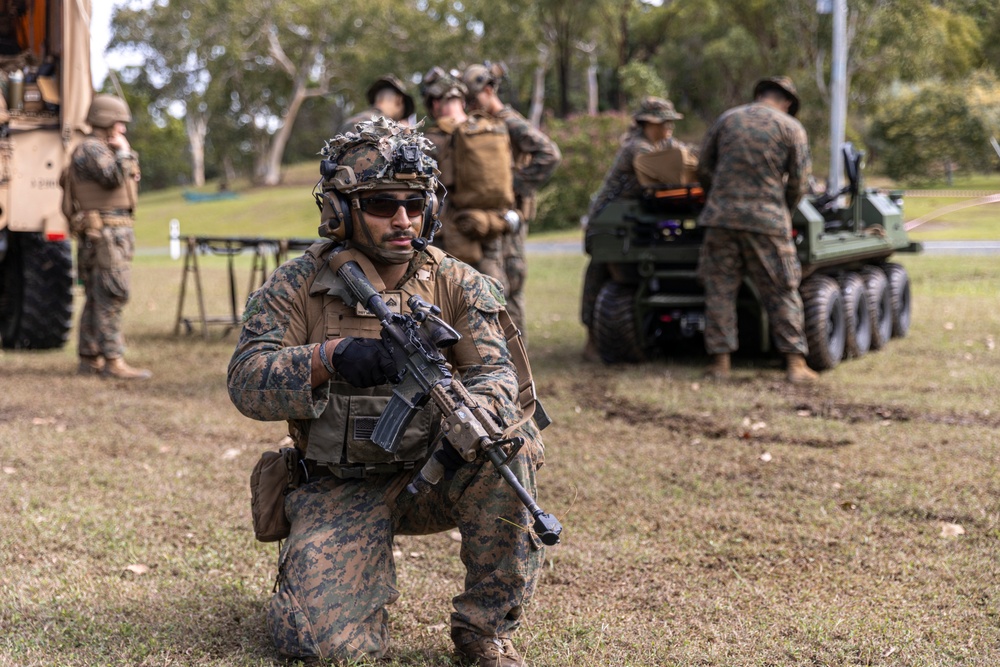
[86,94,132,128]
[462,62,507,97]
[632,96,684,124]
[315,117,439,242]
[753,76,800,117]
[420,67,468,110]
[366,74,415,119]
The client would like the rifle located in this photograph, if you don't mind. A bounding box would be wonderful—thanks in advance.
[336,259,562,546]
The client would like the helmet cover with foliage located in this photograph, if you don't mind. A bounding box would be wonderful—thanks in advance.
[315,117,440,262]
[86,94,132,128]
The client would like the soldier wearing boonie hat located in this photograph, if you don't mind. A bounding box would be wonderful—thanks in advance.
[338,74,415,134]
[695,75,816,383]
[580,95,692,361]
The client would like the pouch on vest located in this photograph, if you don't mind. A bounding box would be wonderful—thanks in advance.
[452,209,509,242]
[249,447,300,542]
[449,111,515,211]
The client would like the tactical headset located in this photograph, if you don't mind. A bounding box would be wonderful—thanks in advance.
[314,160,441,249]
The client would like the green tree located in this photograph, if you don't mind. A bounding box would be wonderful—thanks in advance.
[868,72,1000,183]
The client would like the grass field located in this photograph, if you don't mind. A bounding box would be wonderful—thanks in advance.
[1,248,998,666]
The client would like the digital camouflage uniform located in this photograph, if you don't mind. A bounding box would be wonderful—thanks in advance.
[492,105,561,336]
[696,95,811,356]
[228,119,545,663]
[580,102,691,332]
[69,135,139,361]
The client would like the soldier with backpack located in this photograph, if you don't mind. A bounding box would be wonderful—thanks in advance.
[419,67,519,294]
[463,63,561,336]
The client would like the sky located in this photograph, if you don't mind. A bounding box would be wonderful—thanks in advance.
[90,1,143,89]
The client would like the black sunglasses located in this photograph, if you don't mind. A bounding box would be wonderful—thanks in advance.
[357,196,425,218]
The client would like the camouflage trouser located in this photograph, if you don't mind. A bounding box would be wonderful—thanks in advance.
[267,429,544,663]
[77,226,135,359]
[502,225,527,339]
[697,227,807,355]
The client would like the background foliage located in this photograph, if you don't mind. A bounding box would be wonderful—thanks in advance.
[106,0,1000,223]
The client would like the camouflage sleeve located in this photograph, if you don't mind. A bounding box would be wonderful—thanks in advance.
[785,122,811,212]
[437,257,521,427]
[227,256,330,422]
[72,138,128,189]
[502,110,562,196]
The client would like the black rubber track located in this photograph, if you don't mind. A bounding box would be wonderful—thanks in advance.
[883,263,912,338]
[593,281,646,363]
[861,265,893,350]
[839,271,872,359]
[801,274,846,371]
[0,231,73,349]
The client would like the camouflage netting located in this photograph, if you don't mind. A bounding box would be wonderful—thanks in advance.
[321,117,438,193]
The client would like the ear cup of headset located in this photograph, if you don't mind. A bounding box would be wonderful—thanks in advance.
[422,191,441,241]
[318,191,355,241]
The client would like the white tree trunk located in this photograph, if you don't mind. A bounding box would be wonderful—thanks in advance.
[185,111,208,187]
[529,46,550,128]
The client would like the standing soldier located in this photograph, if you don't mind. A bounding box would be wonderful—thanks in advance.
[463,63,561,336]
[338,74,415,134]
[228,118,546,667]
[580,96,687,361]
[696,76,817,383]
[419,67,510,290]
[63,94,151,380]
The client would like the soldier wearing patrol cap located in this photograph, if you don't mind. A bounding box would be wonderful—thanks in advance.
[228,117,546,667]
[695,75,817,383]
[64,94,151,380]
[580,96,690,361]
[463,62,561,337]
[338,74,415,134]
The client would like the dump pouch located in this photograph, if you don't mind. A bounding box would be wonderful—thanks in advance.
[249,446,301,542]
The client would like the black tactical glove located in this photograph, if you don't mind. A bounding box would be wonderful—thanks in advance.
[433,437,468,481]
[331,336,400,388]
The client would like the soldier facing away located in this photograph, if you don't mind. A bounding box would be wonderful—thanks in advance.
[63,94,151,380]
[227,118,547,666]
[463,62,562,337]
[695,76,818,383]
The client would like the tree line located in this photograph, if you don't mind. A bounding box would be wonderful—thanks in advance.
[112,0,1000,195]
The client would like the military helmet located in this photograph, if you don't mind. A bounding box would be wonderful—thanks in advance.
[632,96,684,124]
[462,62,506,96]
[753,76,800,117]
[314,117,439,242]
[420,67,468,110]
[86,94,132,128]
[366,74,415,119]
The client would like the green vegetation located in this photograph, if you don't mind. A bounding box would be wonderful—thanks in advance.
[2,252,999,665]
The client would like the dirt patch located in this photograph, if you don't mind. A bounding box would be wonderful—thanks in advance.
[793,400,1000,428]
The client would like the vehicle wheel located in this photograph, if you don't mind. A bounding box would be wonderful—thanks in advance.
[0,231,74,350]
[839,272,872,358]
[593,281,646,363]
[883,263,911,338]
[801,274,846,370]
[861,265,893,350]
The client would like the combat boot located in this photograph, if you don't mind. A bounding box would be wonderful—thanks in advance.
[704,353,731,380]
[582,333,601,363]
[78,355,106,376]
[452,627,524,667]
[786,354,818,384]
[102,357,153,380]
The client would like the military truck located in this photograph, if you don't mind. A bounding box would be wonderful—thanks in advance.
[0,0,92,349]
[585,144,918,370]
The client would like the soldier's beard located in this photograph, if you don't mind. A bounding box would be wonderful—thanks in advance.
[351,215,416,265]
